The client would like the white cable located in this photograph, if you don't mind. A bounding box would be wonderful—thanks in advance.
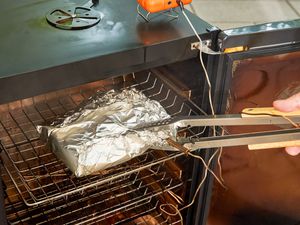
[181,8,215,116]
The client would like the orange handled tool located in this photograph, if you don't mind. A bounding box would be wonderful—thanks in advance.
[137,0,192,13]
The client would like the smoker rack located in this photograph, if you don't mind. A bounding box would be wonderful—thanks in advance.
[0,70,206,209]
[3,161,184,225]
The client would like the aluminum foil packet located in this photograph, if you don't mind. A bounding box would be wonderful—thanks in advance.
[37,89,172,177]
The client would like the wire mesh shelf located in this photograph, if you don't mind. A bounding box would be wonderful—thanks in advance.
[3,161,184,225]
[0,70,205,207]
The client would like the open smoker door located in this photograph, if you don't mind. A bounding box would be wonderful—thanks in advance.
[192,19,300,225]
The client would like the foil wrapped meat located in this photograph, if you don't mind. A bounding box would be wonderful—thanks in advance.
[37,89,172,177]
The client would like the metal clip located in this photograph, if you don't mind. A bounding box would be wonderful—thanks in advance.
[191,40,222,55]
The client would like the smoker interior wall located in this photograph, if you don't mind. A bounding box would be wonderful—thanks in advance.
[208,51,300,225]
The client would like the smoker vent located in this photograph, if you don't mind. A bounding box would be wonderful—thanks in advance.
[1,70,206,224]
[46,5,101,30]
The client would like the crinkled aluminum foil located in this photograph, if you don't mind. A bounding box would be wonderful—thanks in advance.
[37,89,173,177]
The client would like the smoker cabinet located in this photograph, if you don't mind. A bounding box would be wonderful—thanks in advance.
[0,0,300,224]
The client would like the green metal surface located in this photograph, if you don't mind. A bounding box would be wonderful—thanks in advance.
[219,19,300,50]
[0,0,211,79]
[45,5,102,30]
[224,19,300,35]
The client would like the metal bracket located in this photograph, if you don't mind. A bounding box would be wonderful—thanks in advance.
[191,40,222,55]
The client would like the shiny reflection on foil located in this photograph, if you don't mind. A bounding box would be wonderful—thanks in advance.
[37,89,172,177]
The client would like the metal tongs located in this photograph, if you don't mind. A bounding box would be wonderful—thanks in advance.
[138,107,300,152]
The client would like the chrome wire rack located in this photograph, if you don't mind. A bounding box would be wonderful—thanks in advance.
[3,161,184,225]
[0,70,205,207]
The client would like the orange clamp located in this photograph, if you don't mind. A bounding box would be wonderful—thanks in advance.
[137,0,192,13]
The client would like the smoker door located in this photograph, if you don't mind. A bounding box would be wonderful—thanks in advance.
[203,19,300,225]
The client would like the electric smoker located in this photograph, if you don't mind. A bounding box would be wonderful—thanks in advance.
[0,0,299,224]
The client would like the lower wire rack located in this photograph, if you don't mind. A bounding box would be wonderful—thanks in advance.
[3,162,184,225]
[0,70,205,211]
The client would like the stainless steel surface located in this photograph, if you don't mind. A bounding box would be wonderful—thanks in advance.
[135,114,300,130]
[38,89,172,177]
[134,114,300,151]
[0,71,205,208]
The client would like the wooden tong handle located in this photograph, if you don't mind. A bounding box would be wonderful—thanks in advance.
[249,141,300,150]
[243,107,300,150]
[242,107,300,117]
